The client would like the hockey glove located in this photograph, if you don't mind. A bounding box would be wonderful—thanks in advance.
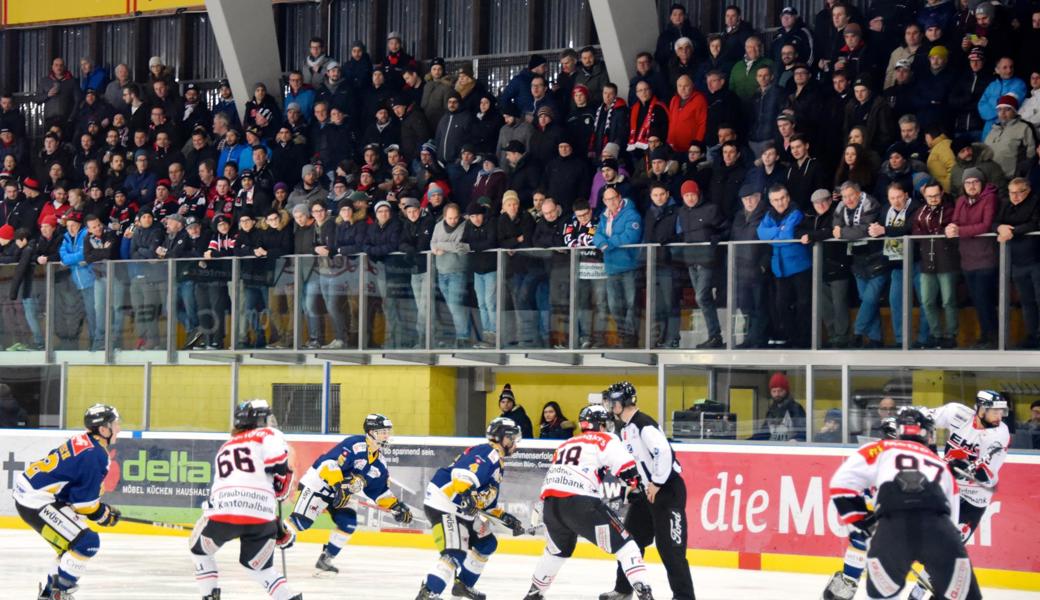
[88,503,121,527]
[276,519,296,550]
[389,500,413,524]
[850,513,877,537]
[331,484,352,509]
[345,475,366,495]
[498,512,525,536]
[272,471,294,501]
[457,491,479,517]
[948,459,976,482]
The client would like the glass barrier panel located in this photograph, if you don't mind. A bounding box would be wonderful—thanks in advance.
[600,246,647,349]
[952,234,999,349]
[166,256,229,350]
[650,243,682,349]
[499,247,571,350]
[0,365,62,428]
[848,367,913,442]
[467,249,498,349]
[573,246,608,350]
[824,237,897,349]
[265,256,296,350]
[234,256,283,350]
[1007,245,1039,351]
[297,254,361,350]
[430,245,476,350]
[671,242,727,349]
[811,368,844,443]
[365,253,417,351]
[728,240,770,349]
[51,263,102,351]
[911,233,961,350]
[0,262,46,351]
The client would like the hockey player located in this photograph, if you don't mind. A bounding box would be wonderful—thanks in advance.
[416,417,526,600]
[189,399,301,600]
[13,404,122,600]
[829,408,982,600]
[524,404,655,600]
[600,382,695,600]
[289,413,413,576]
[906,390,1010,600]
[822,416,898,600]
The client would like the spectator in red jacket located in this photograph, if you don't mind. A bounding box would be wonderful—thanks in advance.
[666,75,708,153]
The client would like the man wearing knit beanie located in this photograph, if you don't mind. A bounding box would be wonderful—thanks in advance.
[763,372,806,441]
[496,383,533,439]
[985,92,1037,178]
[948,163,999,348]
[676,177,724,348]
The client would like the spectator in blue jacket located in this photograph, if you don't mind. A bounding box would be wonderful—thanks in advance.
[757,184,812,348]
[285,70,316,125]
[77,58,108,95]
[59,211,99,349]
[592,187,643,347]
[500,55,548,117]
[978,57,1027,139]
[124,150,157,207]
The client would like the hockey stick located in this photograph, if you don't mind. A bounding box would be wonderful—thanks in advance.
[910,566,936,595]
[118,515,194,532]
[478,510,543,536]
[277,501,288,579]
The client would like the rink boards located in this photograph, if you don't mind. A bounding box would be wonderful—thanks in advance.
[1,430,1038,591]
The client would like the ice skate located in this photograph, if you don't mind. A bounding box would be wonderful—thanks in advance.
[201,589,221,600]
[451,579,486,600]
[313,551,338,577]
[822,571,858,600]
[522,583,544,600]
[632,582,654,600]
[598,591,632,600]
[416,581,442,599]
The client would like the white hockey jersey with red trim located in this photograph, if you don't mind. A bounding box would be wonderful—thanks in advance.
[930,403,1010,507]
[829,439,960,526]
[540,431,636,499]
[205,427,290,524]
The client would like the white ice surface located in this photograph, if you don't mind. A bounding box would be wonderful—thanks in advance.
[2,531,1034,599]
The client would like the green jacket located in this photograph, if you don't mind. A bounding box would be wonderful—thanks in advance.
[729,57,775,101]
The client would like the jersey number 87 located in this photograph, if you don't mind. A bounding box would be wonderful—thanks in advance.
[895,454,945,483]
[217,447,256,477]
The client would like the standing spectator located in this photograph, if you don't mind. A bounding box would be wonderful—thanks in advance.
[785,134,827,212]
[946,167,998,348]
[674,180,724,348]
[364,200,403,348]
[496,104,534,167]
[984,94,1037,178]
[758,184,812,348]
[746,67,784,157]
[538,401,574,440]
[709,141,747,219]
[343,41,374,122]
[704,71,742,148]
[730,185,769,348]
[434,94,474,163]
[393,96,432,166]
[832,181,885,348]
[454,65,488,116]
[978,57,1027,139]
[127,211,165,349]
[949,136,1006,199]
[504,141,540,209]
[564,200,607,348]
[381,31,418,93]
[666,75,707,153]
[472,155,507,214]
[398,197,433,347]
[843,77,893,154]
[285,71,316,125]
[870,182,928,347]
[590,84,628,157]
[772,7,814,66]
[656,3,706,69]
[501,55,548,116]
[592,187,642,347]
[831,22,877,84]
[913,181,959,348]
[924,125,955,192]
[995,178,1040,348]
[800,189,852,348]
[470,94,502,156]
[198,214,234,349]
[951,48,993,139]
[643,182,679,349]
[552,49,579,114]
[430,202,471,347]
[574,46,608,102]
[495,383,533,439]
[628,52,670,108]
[729,36,774,101]
[627,80,669,156]
[543,140,591,215]
[312,199,354,349]
[38,58,79,132]
[762,372,806,441]
[302,37,332,88]
[533,197,569,346]
[667,36,700,92]
[721,5,756,64]
[497,190,536,346]
[462,201,497,347]
[58,212,98,350]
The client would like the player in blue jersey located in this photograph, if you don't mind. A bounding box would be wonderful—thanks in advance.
[415,417,526,600]
[12,404,122,600]
[288,413,413,577]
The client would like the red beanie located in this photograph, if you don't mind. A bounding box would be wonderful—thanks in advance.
[680,179,699,197]
[0,224,14,241]
[769,372,790,392]
[40,215,58,228]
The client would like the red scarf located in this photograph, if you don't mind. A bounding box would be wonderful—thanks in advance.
[627,97,667,151]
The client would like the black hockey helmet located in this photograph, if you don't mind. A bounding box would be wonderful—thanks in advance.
[84,403,120,434]
[604,381,637,408]
[879,416,898,440]
[487,416,522,455]
[894,407,934,445]
[975,390,1008,427]
[234,399,273,431]
[578,404,611,432]
[364,413,394,448]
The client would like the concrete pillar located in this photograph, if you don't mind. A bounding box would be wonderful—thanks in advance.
[204,0,284,120]
[589,0,660,100]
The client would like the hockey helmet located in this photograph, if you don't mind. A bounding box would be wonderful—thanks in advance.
[879,416,898,440]
[84,403,120,435]
[487,416,522,455]
[894,407,934,445]
[604,381,637,408]
[578,404,611,432]
[975,390,1008,427]
[233,399,273,431]
[364,413,394,448]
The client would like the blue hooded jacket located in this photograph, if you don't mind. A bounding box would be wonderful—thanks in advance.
[59,227,95,290]
[592,198,643,275]
[756,205,811,277]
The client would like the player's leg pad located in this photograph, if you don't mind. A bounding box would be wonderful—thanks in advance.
[18,503,90,555]
[616,540,650,588]
[290,485,329,532]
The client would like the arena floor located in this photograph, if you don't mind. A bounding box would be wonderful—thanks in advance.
[3,531,1033,599]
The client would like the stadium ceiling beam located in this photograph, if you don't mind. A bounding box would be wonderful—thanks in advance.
[313,353,371,365]
[248,353,304,364]
[204,0,285,119]
[589,0,659,100]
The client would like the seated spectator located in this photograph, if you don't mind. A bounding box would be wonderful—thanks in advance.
[504,140,539,209]
[538,401,575,440]
[758,184,811,348]
[667,37,699,94]
[497,383,534,439]
[833,181,885,348]
[1017,399,1040,449]
[946,168,998,348]
[762,371,806,442]
[816,409,844,443]
[995,178,1040,348]
[592,187,642,347]
[869,396,898,438]
[984,94,1037,178]
[800,189,852,348]
[1020,69,1040,129]
[834,142,876,192]
[874,142,920,200]
[745,143,787,197]
[949,135,1007,198]
[913,181,959,348]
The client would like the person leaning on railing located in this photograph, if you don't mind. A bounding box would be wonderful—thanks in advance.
[832,181,886,349]
[995,177,1040,349]
[758,184,811,349]
[592,187,643,348]
[431,202,471,348]
[946,167,999,349]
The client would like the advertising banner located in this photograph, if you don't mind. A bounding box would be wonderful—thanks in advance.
[2,431,1037,575]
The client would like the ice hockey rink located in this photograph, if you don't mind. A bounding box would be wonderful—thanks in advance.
[3,531,1034,600]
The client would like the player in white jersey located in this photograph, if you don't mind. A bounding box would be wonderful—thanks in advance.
[188,400,302,600]
[829,408,981,600]
[906,390,1010,600]
[523,404,654,600]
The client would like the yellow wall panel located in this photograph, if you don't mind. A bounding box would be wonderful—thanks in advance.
[7,1,126,24]
[135,0,201,10]
[65,365,145,430]
[330,366,456,436]
[150,365,231,431]
[484,371,658,436]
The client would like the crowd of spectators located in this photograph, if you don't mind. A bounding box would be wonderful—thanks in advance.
[4,2,1040,351]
